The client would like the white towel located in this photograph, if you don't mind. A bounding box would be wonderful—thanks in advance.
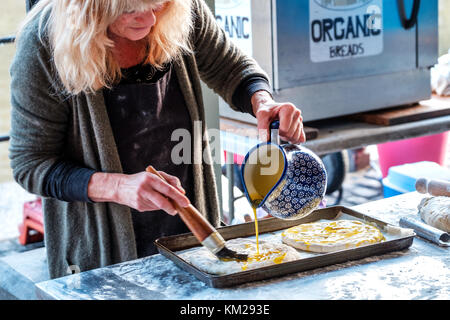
[431,49,450,96]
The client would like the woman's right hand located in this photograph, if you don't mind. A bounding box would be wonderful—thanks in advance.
[87,171,190,215]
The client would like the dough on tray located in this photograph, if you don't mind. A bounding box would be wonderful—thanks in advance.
[179,238,301,275]
[418,196,450,232]
[281,220,385,253]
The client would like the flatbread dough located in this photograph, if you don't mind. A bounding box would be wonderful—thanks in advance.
[281,220,385,253]
[418,196,450,232]
[179,238,301,275]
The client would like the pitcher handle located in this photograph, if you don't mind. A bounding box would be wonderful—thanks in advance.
[269,120,280,145]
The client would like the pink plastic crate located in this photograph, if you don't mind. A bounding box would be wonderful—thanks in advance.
[377,131,449,178]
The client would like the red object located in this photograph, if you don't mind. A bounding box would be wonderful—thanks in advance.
[224,151,245,165]
[18,198,44,245]
[377,131,449,178]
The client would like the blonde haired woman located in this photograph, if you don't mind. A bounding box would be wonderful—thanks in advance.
[10,0,305,279]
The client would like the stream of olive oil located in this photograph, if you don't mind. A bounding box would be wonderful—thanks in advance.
[252,207,260,255]
[251,199,262,256]
[245,145,285,258]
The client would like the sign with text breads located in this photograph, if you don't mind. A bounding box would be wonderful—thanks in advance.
[310,0,383,62]
[215,0,253,57]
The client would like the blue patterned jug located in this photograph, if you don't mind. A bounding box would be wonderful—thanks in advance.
[241,121,327,220]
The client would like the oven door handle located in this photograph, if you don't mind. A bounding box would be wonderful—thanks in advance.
[397,0,421,30]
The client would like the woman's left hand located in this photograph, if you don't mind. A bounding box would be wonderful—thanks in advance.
[251,90,306,144]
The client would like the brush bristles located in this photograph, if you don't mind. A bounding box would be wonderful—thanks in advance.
[216,247,248,261]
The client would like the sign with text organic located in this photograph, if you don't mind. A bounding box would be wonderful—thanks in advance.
[215,0,253,121]
[309,0,383,62]
[215,0,253,57]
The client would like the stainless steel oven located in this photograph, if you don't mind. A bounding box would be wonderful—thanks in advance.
[219,0,438,122]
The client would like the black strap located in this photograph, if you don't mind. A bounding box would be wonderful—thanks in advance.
[397,0,421,30]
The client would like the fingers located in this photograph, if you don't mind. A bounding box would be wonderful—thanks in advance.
[145,191,179,216]
[159,171,186,194]
[131,172,190,215]
[148,173,190,209]
[256,102,304,144]
[136,190,178,216]
[278,104,304,144]
[256,109,271,142]
[299,126,306,143]
[135,192,167,213]
[281,120,299,144]
[131,175,177,215]
[281,116,306,144]
[278,103,296,137]
[256,105,280,142]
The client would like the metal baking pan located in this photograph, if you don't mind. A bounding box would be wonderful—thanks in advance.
[155,206,415,288]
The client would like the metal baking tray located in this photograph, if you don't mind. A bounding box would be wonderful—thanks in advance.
[155,206,415,288]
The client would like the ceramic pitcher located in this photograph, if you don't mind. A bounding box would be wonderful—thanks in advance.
[241,121,327,220]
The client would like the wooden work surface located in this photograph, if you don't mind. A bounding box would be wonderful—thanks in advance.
[350,94,450,126]
[220,95,450,156]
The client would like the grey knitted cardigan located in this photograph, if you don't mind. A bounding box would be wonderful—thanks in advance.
[9,0,268,279]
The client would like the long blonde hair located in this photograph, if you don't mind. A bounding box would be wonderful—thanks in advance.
[18,0,193,94]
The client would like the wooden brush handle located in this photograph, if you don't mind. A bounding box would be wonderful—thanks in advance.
[416,178,450,197]
[146,166,215,242]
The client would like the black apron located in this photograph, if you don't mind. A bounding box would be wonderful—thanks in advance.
[103,64,192,257]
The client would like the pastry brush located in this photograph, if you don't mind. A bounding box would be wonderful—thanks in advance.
[146,166,248,261]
